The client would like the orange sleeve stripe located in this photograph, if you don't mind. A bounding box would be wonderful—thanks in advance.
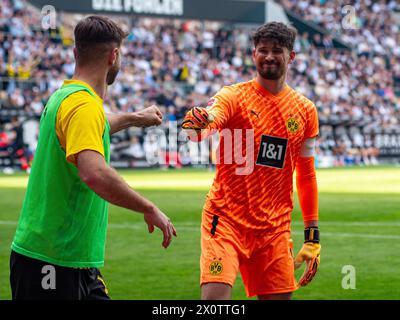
[296,156,318,222]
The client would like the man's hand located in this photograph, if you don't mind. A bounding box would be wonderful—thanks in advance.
[106,106,163,134]
[144,206,177,249]
[133,105,163,127]
[181,107,214,130]
[294,227,321,287]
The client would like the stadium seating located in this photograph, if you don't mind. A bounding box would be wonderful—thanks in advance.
[0,0,399,171]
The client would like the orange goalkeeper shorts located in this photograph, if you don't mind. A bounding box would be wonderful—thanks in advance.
[200,210,299,297]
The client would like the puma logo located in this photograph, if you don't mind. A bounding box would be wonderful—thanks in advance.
[250,110,260,118]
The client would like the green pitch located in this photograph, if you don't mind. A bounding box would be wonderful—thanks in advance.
[0,166,399,300]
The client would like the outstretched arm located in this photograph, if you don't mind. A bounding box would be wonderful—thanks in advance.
[77,149,177,248]
[106,105,163,135]
[181,86,236,142]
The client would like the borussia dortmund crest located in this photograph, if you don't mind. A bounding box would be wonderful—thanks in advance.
[209,261,223,275]
[287,117,300,134]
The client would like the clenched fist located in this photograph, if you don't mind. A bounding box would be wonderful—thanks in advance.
[134,105,163,127]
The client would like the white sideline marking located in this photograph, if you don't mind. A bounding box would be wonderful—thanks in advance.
[4,220,399,228]
[317,232,400,240]
[1,220,400,239]
[0,221,17,225]
[292,221,400,227]
[108,224,400,239]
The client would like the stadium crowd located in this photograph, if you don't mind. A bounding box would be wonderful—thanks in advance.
[0,0,399,171]
[282,0,400,165]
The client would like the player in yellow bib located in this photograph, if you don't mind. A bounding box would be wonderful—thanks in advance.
[10,16,177,300]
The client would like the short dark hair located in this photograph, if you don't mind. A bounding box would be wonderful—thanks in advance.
[74,15,128,64]
[252,22,297,51]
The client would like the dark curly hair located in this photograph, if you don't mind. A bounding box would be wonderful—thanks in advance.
[252,22,297,51]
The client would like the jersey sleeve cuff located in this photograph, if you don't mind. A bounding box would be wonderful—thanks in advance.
[66,146,105,166]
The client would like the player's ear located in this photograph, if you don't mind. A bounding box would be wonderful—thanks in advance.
[288,50,296,64]
[108,47,118,66]
[252,48,256,62]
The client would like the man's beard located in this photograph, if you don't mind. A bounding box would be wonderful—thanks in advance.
[106,65,120,85]
[257,63,285,80]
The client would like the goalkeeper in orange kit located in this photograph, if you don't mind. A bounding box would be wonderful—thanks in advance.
[182,22,320,300]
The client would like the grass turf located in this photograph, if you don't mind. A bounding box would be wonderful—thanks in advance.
[0,166,399,299]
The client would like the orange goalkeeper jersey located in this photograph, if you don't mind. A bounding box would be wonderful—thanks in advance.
[203,78,319,232]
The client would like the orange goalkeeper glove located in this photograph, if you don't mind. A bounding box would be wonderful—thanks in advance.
[181,107,214,130]
[294,227,321,287]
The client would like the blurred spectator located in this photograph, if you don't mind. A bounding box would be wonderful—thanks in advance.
[0,0,398,169]
[120,136,146,162]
